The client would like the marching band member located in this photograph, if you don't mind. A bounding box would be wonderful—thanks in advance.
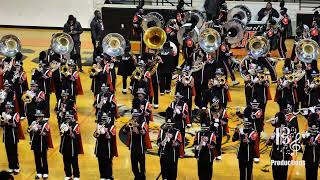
[2,80,18,113]
[117,41,137,94]
[123,108,152,180]
[28,110,53,180]
[131,60,153,98]
[236,100,263,163]
[49,53,64,101]
[305,72,320,107]
[266,111,292,180]
[207,97,228,160]
[59,111,84,180]
[143,49,161,108]
[100,56,116,93]
[55,90,76,126]
[302,113,320,180]
[136,88,153,123]
[233,109,259,180]
[194,115,216,180]
[159,42,178,95]
[275,67,298,111]
[94,112,118,180]
[89,61,103,96]
[24,80,46,126]
[31,58,52,117]
[1,102,24,175]
[12,61,28,119]
[278,8,291,58]
[166,92,191,156]
[202,68,231,109]
[175,66,194,121]
[157,116,183,180]
[94,83,119,122]
[61,60,84,101]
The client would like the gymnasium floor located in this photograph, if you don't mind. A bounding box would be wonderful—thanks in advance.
[0,28,315,180]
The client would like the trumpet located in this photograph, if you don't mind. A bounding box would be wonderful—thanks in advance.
[61,65,71,77]
[131,67,144,81]
[197,136,209,155]
[27,120,42,133]
[257,73,266,81]
[93,121,108,138]
[182,75,192,86]
[313,76,320,86]
[285,74,295,83]
[90,65,102,76]
[0,112,11,126]
[127,118,138,128]
[217,75,226,85]
[22,90,35,103]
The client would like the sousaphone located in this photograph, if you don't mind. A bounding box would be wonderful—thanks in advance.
[102,33,126,57]
[223,19,245,45]
[0,35,21,57]
[227,5,252,25]
[182,10,206,29]
[295,39,319,63]
[247,36,270,59]
[199,28,221,53]
[143,27,167,50]
[142,12,165,31]
[51,33,74,55]
[177,23,199,45]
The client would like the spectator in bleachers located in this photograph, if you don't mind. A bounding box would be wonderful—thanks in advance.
[257,2,279,21]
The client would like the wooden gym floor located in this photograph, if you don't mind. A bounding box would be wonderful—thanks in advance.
[0,28,317,180]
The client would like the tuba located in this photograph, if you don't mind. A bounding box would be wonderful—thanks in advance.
[142,12,165,31]
[199,28,221,53]
[51,33,74,55]
[227,5,252,25]
[0,35,21,57]
[143,27,167,50]
[177,23,199,46]
[223,19,245,45]
[22,90,36,103]
[182,10,206,29]
[102,33,126,57]
[295,39,319,63]
[247,36,270,59]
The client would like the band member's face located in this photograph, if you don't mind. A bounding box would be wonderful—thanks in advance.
[138,94,144,100]
[36,116,43,122]
[15,66,21,71]
[31,85,37,91]
[101,87,107,93]
[62,95,68,101]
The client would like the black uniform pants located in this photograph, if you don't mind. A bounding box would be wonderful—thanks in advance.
[72,41,82,70]
[223,60,236,81]
[238,159,253,180]
[159,73,172,94]
[198,160,213,180]
[306,162,319,180]
[34,150,48,174]
[98,156,113,179]
[278,35,287,58]
[122,75,128,90]
[63,155,80,178]
[131,152,146,180]
[149,73,159,105]
[194,82,202,108]
[272,164,288,180]
[5,142,19,170]
[160,157,178,180]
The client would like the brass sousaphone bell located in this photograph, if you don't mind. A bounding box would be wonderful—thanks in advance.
[51,33,74,55]
[0,35,21,57]
[199,28,221,53]
[102,33,126,57]
[295,39,319,63]
[143,27,167,50]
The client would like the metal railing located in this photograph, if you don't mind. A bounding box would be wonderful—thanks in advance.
[298,0,320,10]
[105,0,192,7]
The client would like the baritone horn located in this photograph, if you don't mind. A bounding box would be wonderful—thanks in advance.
[0,34,21,57]
[51,33,74,55]
[143,27,167,49]
[199,28,221,53]
[247,36,270,59]
[102,33,126,57]
[295,39,319,63]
